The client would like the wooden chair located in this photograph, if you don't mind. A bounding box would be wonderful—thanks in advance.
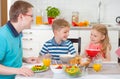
[68,37,81,55]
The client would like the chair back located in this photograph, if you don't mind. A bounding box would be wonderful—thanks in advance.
[68,37,81,55]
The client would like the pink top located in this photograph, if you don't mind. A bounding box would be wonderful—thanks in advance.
[88,42,102,50]
[88,42,105,58]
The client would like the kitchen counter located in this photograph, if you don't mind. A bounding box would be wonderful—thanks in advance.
[15,62,120,79]
[30,24,120,30]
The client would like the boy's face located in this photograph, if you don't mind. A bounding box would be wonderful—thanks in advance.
[54,27,70,41]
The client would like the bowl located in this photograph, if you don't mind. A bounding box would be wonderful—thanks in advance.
[65,65,82,77]
[60,55,75,63]
[86,49,100,58]
[50,64,64,73]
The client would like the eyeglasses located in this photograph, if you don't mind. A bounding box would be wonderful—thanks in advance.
[24,14,33,17]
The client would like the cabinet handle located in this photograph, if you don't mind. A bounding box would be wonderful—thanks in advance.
[23,32,32,34]
[23,48,33,50]
[22,38,33,40]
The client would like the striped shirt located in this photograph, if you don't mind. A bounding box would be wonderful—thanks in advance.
[40,37,76,60]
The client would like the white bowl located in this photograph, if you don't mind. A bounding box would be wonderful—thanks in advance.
[60,55,75,63]
[50,65,64,73]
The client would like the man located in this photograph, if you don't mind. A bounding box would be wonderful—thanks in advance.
[0,1,39,79]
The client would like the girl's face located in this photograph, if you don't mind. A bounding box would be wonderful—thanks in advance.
[90,29,105,44]
[55,27,70,41]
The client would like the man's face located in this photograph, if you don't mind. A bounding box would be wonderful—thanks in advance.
[22,8,33,29]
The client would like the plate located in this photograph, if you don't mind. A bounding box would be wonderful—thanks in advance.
[31,64,49,73]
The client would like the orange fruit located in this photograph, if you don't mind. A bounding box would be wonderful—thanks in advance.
[83,20,89,26]
[78,22,84,26]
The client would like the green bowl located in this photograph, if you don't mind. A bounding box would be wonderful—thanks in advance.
[64,65,82,78]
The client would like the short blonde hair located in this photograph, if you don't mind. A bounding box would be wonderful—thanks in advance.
[52,19,70,31]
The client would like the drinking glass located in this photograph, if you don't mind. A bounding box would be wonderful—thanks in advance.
[92,55,102,72]
[42,54,51,67]
[51,59,63,65]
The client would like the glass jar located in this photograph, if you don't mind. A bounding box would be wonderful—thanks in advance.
[72,11,79,25]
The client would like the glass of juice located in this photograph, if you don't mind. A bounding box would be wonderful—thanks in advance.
[36,16,42,25]
[92,56,102,72]
[42,54,51,67]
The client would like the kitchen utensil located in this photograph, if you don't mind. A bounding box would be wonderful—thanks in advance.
[116,16,120,24]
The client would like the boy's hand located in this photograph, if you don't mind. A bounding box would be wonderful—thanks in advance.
[23,57,40,64]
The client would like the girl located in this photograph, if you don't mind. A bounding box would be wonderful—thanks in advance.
[85,24,111,61]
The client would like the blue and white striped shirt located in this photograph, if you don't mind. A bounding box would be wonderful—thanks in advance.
[40,37,76,60]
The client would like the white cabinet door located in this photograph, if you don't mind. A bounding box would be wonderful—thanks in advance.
[79,30,91,54]
[22,29,40,57]
[108,31,119,61]
[22,29,53,57]
[37,30,53,50]
[68,30,80,38]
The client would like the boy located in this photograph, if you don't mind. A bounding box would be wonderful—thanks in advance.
[40,19,76,60]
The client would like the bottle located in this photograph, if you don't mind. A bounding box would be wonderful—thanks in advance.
[72,11,79,26]
[36,9,43,25]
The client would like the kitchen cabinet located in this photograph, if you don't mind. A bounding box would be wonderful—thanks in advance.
[22,28,53,57]
[22,26,119,61]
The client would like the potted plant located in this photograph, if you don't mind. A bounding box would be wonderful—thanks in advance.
[46,6,60,24]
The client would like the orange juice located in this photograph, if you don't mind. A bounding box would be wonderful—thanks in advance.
[93,63,102,72]
[42,58,51,67]
[36,16,42,25]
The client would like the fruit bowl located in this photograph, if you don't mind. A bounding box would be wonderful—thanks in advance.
[86,49,100,58]
[50,64,64,73]
[64,65,82,77]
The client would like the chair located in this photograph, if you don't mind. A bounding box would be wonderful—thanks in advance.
[68,37,81,55]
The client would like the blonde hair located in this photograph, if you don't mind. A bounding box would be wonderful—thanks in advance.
[52,19,70,31]
[92,24,111,56]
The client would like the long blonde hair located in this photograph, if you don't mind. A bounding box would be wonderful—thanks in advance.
[92,24,111,56]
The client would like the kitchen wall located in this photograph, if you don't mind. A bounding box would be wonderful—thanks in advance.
[8,0,120,24]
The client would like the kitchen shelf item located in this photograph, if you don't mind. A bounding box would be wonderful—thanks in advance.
[72,11,79,26]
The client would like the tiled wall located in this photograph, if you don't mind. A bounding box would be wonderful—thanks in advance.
[8,0,120,24]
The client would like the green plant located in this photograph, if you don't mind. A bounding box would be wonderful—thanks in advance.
[46,6,60,18]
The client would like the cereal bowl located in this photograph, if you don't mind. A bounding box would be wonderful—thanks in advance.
[86,49,100,58]
[50,64,64,73]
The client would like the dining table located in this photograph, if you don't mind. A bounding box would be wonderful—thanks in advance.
[15,61,120,79]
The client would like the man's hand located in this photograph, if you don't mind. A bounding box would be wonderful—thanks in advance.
[16,67,34,76]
